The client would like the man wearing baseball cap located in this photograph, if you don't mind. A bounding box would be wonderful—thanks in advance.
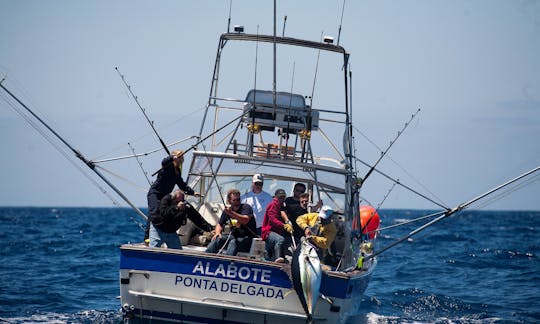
[241,173,273,235]
[261,188,293,262]
[296,205,337,262]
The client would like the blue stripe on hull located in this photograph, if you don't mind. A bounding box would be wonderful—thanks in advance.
[120,248,292,288]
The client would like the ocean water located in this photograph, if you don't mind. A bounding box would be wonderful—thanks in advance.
[0,207,538,323]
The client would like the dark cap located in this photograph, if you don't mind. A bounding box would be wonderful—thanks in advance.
[274,189,286,197]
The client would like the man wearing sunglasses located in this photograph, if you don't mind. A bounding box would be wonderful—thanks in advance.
[281,183,323,242]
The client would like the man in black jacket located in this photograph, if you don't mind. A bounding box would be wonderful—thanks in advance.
[145,150,199,242]
[149,189,213,249]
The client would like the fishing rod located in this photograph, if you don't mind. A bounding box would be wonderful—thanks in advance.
[115,67,170,155]
[128,142,152,186]
[364,165,540,262]
[361,108,421,185]
[0,82,148,222]
[151,109,251,176]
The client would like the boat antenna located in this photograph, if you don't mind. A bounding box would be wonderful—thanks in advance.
[350,69,359,172]
[337,0,346,46]
[227,0,232,32]
[272,0,277,118]
[248,25,260,156]
[115,67,170,155]
[0,82,148,222]
[363,165,540,263]
[361,108,421,185]
[284,62,296,157]
[282,15,287,37]
[128,142,152,186]
[310,32,323,103]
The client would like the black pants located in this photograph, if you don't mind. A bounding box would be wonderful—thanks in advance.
[145,192,162,240]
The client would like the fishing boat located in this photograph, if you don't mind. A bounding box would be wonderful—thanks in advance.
[2,4,539,324]
[117,20,380,322]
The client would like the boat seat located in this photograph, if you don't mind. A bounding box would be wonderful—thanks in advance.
[177,202,224,247]
[197,202,224,225]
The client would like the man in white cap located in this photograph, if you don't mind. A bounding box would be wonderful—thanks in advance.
[241,173,273,235]
[296,205,337,262]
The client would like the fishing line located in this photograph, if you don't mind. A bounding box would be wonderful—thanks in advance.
[361,108,421,184]
[469,173,540,210]
[365,165,540,262]
[1,82,148,222]
[355,157,449,210]
[90,104,206,161]
[353,124,446,207]
[1,89,123,207]
[92,136,198,164]
[95,165,148,193]
[150,109,251,176]
[372,210,445,234]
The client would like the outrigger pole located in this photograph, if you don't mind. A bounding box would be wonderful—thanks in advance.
[0,82,148,222]
[364,165,540,262]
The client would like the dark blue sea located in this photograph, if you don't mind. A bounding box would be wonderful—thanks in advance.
[0,207,538,323]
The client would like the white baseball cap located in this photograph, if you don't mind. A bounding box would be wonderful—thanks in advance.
[252,174,264,183]
[318,205,334,219]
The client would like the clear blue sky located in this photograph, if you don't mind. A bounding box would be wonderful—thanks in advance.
[1,0,539,210]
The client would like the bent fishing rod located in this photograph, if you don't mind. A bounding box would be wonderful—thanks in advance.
[115,67,170,155]
[364,165,540,262]
[0,82,148,222]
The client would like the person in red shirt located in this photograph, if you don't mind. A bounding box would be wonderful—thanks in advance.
[261,189,293,262]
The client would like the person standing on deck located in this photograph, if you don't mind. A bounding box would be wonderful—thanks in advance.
[241,174,273,235]
[145,150,199,242]
[149,189,214,249]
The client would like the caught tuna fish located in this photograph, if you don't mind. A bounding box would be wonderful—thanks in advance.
[291,239,322,319]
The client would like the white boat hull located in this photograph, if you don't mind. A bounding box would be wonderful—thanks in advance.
[120,245,375,323]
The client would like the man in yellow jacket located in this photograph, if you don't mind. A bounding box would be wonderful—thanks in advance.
[296,205,337,262]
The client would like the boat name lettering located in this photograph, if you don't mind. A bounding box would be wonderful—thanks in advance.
[175,275,284,299]
[192,261,271,284]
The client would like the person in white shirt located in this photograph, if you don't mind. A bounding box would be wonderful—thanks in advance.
[241,173,273,235]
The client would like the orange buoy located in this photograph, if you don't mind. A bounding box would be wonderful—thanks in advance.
[356,205,380,239]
